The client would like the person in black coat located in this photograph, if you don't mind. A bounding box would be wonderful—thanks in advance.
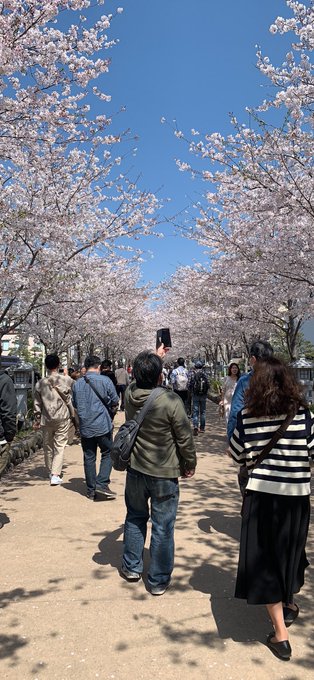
[100,359,117,388]
[0,368,17,454]
[0,354,17,528]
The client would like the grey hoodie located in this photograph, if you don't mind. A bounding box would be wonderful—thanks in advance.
[125,383,196,478]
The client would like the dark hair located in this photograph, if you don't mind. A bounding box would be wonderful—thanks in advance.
[177,357,185,367]
[133,351,162,389]
[100,359,112,371]
[84,355,101,369]
[68,365,79,374]
[45,354,60,370]
[245,357,307,417]
[228,363,240,379]
[249,340,273,361]
[194,360,204,369]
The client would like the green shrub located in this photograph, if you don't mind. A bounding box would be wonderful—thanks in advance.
[210,378,223,394]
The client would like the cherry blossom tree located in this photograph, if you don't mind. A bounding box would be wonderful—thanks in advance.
[158,258,311,362]
[166,1,313,359]
[0,1,159,339]
[23,257,152,360]
[156,267,245,363]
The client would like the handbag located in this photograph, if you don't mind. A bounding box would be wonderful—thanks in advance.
[111,387,164,471]
[240,408,297,517]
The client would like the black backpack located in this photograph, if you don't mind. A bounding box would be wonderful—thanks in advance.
[193,371,208,396]
[110,387,164,471]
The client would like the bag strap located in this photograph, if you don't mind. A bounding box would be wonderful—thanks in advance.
[251,408,297,471]
[305,407,312,441]
[133,387,164,426]
[49,380,72,418]
[84,376,112,415]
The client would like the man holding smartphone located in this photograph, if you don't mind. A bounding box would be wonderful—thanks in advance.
[120,350,196,595]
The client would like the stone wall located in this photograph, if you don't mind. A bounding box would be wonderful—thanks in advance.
[1,431,43,478]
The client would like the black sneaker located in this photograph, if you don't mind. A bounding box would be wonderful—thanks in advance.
[150,580,171,596]
[193,428,198,436]
[87,492,96,501]
[96,485,116,499]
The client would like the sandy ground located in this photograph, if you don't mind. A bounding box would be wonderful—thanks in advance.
[0,402,313,680]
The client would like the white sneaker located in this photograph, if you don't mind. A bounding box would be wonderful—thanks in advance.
[50,475,62,486]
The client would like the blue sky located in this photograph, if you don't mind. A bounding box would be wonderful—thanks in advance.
[59,0,314,343]
[96,0,292,283]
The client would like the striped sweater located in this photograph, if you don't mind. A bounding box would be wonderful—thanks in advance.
[230,407,314,496]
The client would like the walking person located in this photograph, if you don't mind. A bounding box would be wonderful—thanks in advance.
[115,361,129,411]
[100,359,117,388]
[219,362,241,426]
[227,340,274,495]
[121,350,196,595]
[34,354,73,486]
[229,357,314,661]
[0,344,17,526]
[227,340,273,441]
[188,360,209,435]
[73,355,119,500]
[170,357,189,409]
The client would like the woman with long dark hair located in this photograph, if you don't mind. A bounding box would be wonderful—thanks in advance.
[220,362,241,425]
[230,357,313,660]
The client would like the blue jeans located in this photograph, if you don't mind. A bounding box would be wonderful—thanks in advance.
[123,468,179,588]
[81,432,112,495]
[192,395,207,430]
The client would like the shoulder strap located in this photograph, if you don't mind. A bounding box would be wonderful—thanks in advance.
[133,387,164,426]
[252,408,297,471]
[50,381,67,403]
[49,380,72,417]
[305,407,312,441]
[84,376,111,413]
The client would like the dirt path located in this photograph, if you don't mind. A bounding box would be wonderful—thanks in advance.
[0,402,313,679]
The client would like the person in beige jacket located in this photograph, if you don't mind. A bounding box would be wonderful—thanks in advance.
[34,354,73,486]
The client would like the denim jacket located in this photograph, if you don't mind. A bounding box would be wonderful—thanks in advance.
[73,372,118,438]
[227,372,252,441]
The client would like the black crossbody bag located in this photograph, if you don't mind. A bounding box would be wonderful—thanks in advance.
[111,387,164,471]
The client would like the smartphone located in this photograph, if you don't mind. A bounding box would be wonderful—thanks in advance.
[156,328,172,349]
[58,368,64,374]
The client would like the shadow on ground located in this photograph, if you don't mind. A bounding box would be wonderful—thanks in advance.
[113,402,314,669]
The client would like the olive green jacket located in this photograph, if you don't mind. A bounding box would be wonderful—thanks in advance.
[125,383,196,478]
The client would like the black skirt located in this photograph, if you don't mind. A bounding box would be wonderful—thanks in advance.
[235,491,310,605]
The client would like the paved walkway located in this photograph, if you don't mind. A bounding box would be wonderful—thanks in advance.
[0,403,313,680]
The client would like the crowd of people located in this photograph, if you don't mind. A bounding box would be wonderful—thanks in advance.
[0,339,313,661]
